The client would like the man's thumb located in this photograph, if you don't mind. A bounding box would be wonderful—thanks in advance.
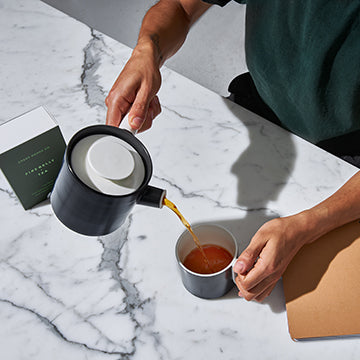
[233,242,262,275]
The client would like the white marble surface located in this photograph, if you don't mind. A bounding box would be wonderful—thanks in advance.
[0,0,359,359]
[42,0,248,97]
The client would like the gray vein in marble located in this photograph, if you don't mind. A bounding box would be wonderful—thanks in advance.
[0,232,28,263]
[219,328,238,338]
[1,260,129,355]
[0,186,17,200]
[98,216,170,360]
[215,121,245,135]
[153,174,279,216]
[28,208,52,217]
[0,188,52,217]
[162,105,196,122]
[81,29,107,112]
[0,186,52,216]
[3,261,65,306]
[0,298,127,356]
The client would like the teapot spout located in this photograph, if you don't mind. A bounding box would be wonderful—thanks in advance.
[137,185,166,208]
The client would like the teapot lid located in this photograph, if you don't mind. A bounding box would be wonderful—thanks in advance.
[70,134,145,196]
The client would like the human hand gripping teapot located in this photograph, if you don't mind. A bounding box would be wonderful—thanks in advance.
[50,118,166,236]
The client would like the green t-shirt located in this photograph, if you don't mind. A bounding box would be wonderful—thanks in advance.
[203,0,360,143]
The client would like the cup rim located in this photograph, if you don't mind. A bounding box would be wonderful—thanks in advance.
[175,223,238,278]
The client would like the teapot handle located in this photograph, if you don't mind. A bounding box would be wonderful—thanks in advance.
[119,114,138,135]
[119,116,166,208]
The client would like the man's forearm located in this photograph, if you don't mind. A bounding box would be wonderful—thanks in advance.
[135,0,211,67]
[299,171,360,243]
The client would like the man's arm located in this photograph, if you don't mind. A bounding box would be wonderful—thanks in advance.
[137,0,211,67]
[234,171,360,302]
[105,0,211,131]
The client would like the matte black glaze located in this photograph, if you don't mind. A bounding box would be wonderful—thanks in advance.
[179,265,234,299]
[51,125,165,236]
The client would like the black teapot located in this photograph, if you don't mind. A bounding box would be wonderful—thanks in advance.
[51,123,166,236]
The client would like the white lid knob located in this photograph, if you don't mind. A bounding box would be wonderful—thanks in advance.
[87,136,135,180]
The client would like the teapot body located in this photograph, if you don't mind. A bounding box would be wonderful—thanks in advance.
[51,125,165,236]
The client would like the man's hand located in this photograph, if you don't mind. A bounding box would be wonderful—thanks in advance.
[233,215,309,302]
[105,45,162,132]
[105,0,210,132]
[233,171,360,302]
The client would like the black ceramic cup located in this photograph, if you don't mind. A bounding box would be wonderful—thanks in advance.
[175,224,238,299]
[50,125,166,236]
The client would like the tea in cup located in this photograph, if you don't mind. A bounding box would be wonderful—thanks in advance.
[175,224,238,299]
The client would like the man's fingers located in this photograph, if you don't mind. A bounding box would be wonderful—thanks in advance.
[137,96,161,132]
[105,92,132,127]
[152,95,161,117]
[240,255,272,289]
[127,87,153,130]
[234,236,280,301]
[233,235,266,275]
[106,91,161,133]
[244,269,277,300]
[254,282,277,303]
[236,268,278,301]
[105,104,121,127]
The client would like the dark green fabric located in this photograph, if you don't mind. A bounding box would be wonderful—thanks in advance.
[203,0,360,143]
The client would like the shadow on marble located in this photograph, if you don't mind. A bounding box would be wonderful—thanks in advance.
[197,98,297,313]
[224,99,296,212]
[220,279,286,314]
[30,198,51,209]
[294,334,360,342]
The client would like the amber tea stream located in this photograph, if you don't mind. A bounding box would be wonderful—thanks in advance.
[163,197,213,271]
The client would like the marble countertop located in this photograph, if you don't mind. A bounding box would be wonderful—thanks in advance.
[1,0,359,359]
